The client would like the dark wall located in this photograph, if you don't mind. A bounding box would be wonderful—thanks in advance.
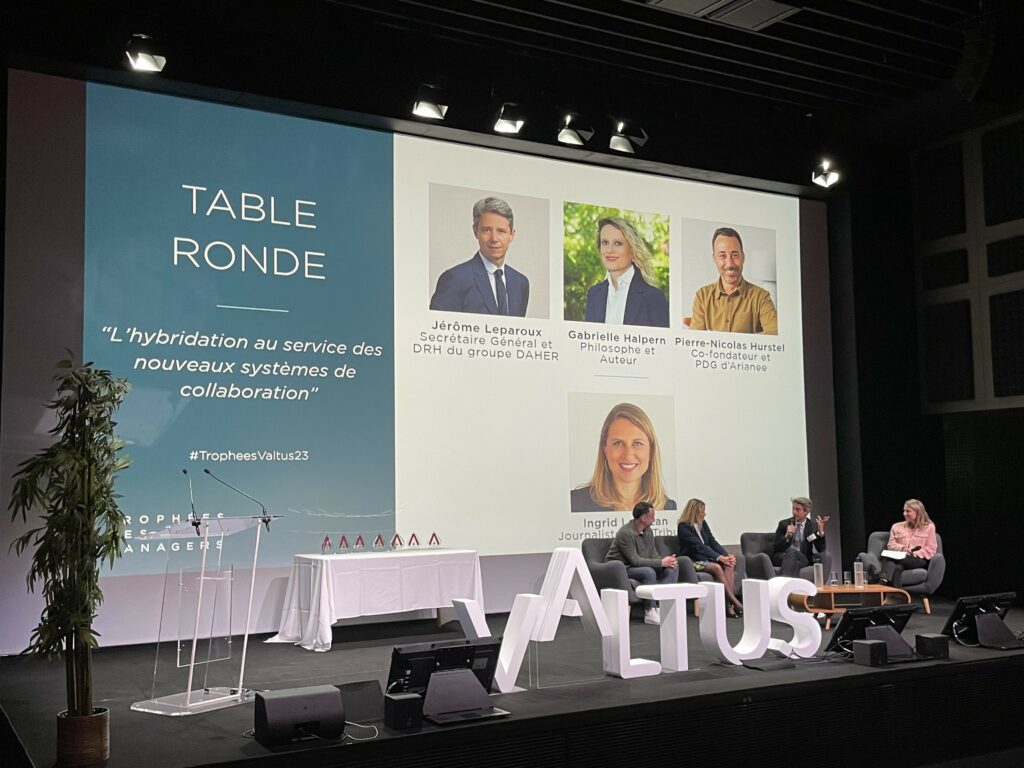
[842,133,1024,602]
[943,409,1024,599]
[841,144,948,573]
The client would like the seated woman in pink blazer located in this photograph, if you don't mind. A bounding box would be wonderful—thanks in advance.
[878,498,938,586]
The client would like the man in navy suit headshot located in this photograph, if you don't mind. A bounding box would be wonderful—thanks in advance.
[430,196,530,316]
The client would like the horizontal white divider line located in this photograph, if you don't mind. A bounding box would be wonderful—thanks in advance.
[216,304,289,313]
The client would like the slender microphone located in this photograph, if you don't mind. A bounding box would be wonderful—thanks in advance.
[203,468,272,530]
[910,545,921,553]
[786,516,796,540]
[182,469,201,536]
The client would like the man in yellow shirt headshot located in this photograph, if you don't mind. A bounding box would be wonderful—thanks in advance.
[689,227,778,334]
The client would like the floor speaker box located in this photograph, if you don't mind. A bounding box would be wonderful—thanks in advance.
[852,639,887,667]
[254,685,345,746]
[336,680,384,723]
[916,633,950,659]
[385,692,423,730]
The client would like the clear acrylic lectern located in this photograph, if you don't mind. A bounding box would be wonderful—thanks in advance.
[131,515,279,716]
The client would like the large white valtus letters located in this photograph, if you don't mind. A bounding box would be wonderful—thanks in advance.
[453,551,823,689]
[699,579,772,664]
[531,548,611,641]
[452,594,544,693]
[635,583,708,672]
[451,598,490,640]
[601,589,661,678]
[766,577,821,658]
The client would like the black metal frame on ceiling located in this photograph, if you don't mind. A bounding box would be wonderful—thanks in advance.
[4,0,1019,186]
[334,0,982,116]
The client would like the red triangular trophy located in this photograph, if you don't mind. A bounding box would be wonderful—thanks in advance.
[390,532,404,548]
[321,535,332,553]
[372,532,386,549]
[354,534,365,550]
[408,532,421,547]
[428,532,441,546]
[338,534,350,551]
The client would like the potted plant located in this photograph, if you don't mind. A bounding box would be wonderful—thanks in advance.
[8,357,131,766]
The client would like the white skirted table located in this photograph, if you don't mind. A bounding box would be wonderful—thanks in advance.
[268,548,484,651]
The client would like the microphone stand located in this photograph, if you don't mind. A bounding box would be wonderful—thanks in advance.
[198,470,275,707]
[182,468,201,536]
[203,468,273,531]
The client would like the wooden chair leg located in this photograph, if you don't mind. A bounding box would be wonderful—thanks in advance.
[923,596,931,614]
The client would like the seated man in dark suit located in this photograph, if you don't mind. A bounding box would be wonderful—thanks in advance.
[771,496,828,577]
[429,196,530,316]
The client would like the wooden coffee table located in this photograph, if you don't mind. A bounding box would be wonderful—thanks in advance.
[791,584,912,630]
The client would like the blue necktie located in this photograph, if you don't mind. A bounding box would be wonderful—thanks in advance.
[495,268,508,315]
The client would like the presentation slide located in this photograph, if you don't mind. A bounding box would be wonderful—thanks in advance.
[395,137,804,554]
[80,84,396,574]
[4,71,815,579]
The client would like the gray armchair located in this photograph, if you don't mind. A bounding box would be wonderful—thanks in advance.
[581,538,642,604]
[857,531,945,614]
[581,536,714,614]
[740,531,833,583]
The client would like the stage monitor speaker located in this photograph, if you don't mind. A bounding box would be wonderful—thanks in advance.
[385,692,423,730]
[864,624,915,660]
[915,633,950,659]
[254,684,345,746]
[852,639,887,667]
[336,680,384,723]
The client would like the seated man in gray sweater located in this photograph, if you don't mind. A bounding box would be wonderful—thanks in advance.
[606,502,678,625]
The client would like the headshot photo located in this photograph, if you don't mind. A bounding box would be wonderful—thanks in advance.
[563,203,670,328]
[428,183,550,319]
[568,394,677,514]
[681,219,778,335]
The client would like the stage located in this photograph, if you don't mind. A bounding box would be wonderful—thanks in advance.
[3,598,1023,768]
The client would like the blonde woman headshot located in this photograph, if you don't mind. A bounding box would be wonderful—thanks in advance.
[583,217,669,328]
[570,402,676,513]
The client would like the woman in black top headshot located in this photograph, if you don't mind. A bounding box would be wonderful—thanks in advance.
[677,498,743,617]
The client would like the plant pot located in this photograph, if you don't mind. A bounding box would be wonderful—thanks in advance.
[56,707,110,766]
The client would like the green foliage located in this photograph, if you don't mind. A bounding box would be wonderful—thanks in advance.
[563,202,671,321]
[9,357,130,716]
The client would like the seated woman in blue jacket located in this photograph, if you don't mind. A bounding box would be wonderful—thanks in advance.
[677,498,743,618]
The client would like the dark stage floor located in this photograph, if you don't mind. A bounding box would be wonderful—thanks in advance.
[3,598,1024,768]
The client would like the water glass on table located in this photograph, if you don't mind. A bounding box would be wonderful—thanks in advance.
[853,561,865,589]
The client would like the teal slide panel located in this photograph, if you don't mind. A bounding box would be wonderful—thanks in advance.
[83,83,395,574]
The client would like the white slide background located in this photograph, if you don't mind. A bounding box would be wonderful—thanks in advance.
[393,136,807,554]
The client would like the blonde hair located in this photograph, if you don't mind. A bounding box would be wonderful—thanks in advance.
[583,402,669,510]
[904,498,931,529]
[677,498,705,526]
[597,217,655,283]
